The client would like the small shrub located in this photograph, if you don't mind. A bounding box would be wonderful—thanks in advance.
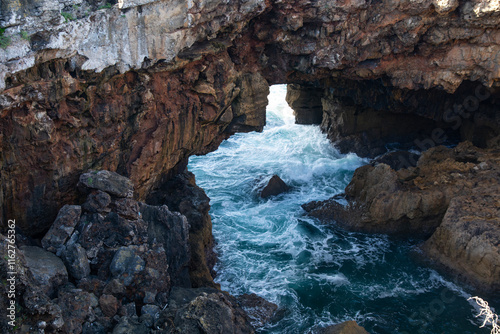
[0,28,11,49]
[98,3,113,9]
[20,30,30,41]
[61,12,75,22]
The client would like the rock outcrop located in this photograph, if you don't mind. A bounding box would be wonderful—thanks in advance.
[304,142,500,291]
[421,194,500,293]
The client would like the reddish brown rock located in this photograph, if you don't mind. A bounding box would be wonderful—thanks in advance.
[99,294,119,317]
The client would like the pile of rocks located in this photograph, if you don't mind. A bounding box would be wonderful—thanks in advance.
[0,170,276,333]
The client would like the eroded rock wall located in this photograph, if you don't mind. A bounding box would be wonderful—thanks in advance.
[2,0,500,234]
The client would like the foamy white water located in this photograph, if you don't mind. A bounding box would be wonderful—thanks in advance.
[188,85,492,333]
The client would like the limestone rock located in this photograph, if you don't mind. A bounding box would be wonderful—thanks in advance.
[320,321,370,334]
[421,194,500,292]
[304,143,500,237]
[21,246,68,297]
[286,83,323,125]
[42,205,82,253]
[260,175,290,198]
[79,171,134,198]
[141,203,191,286]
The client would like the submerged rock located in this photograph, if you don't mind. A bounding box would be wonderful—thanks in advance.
[260,175,290,198]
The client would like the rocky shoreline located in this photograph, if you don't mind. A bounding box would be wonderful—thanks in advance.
[303,141,500,295]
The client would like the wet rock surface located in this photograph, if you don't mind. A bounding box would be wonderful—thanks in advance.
[304,141,500,292]
[0,171,274,333]
[260,175,290,198]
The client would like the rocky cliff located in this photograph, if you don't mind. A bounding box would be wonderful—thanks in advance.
[2,0,500,235]
[1,0,500,329]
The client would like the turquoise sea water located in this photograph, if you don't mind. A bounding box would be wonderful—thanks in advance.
[188,85,496,333]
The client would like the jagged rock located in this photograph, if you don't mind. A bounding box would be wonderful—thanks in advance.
[421,194,500,293]
[21,246,68,297]
[99,294,119,317]
[113,198,140,220]
[56,287,94,334]
[286,83,324,124]
[141,203,191,287]
[147,171,218,288]
[109,247,146,285]
[41,205,82,253]
[82,191,112,214]
[61,242,91,280]
[236,293,278,328]
[79,171,134,198]
[157,287,254,334]
[320,321,370,334]
[260,175,290,198]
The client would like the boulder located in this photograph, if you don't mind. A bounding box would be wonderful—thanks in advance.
[21,246,68,297]
[82,191,112,214]
[320,321,370,334]
[260,175,290,198]
[56,287,94,334]
[41,205,82,253]
[157,287,254,334]
[61,242,91,280]
[78,170,134,198]
[236,293,278,328]
[99,294,119,317]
